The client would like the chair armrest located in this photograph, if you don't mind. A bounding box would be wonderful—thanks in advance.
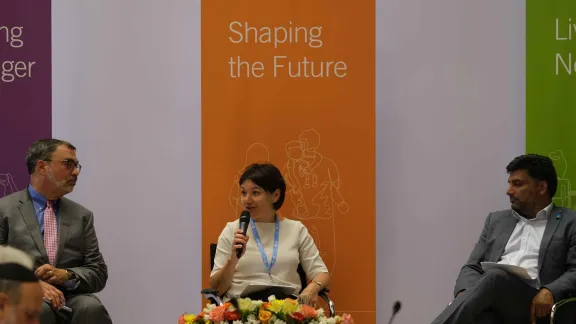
[318,289,335,318]
[551,297,576,322]
[201,288,223,306]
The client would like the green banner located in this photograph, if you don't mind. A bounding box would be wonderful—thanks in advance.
[527,0,576,208]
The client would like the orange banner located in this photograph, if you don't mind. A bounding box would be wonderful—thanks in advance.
[202,1,375,322]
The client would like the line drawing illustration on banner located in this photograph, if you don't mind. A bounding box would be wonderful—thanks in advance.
[550,150,576,208]
[229,143,271,219]
[282,128,349,273]
[226,131,348,274]
[0,173,17,198]
[283,128,349,219]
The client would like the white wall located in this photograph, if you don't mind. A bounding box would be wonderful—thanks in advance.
[51,1,202,323]
[375,0,525,322]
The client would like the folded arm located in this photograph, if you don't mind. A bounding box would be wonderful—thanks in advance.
[210,225,242,296]
[299,225,330,291]
[542,224,576,301]
[67,212,107,294]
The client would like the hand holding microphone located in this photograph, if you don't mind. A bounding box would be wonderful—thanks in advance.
[232,211,251,260]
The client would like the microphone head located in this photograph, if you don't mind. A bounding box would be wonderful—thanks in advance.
[239,210,251,222]
[393,301,402,314]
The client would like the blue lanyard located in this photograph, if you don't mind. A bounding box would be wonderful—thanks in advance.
[250,216,279,276]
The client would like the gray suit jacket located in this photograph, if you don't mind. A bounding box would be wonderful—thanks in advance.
[455,206,576,301]
[0,189,107,294]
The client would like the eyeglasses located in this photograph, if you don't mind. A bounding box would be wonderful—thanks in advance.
[44,159,82,172]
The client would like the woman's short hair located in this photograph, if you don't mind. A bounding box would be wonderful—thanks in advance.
[239,163,286,210]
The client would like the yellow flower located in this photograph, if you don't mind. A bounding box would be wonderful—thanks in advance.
[183,314,196,322]
[268,299,284,313]
[281,298,298,314]
[238,298,253,311]
[178,313,196,324]
[259,309,272,323]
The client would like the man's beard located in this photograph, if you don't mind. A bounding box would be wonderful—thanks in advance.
[47,170,72,192]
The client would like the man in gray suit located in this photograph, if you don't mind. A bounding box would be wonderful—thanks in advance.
[432,154,576,324]
[0,139,111,324]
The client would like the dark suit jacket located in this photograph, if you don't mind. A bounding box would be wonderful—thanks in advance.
[0,189,107,294]
[455,206,576,301]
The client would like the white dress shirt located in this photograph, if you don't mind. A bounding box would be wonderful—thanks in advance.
[497,203,553,287]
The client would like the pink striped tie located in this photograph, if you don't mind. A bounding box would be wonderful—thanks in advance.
[44,201,58,265]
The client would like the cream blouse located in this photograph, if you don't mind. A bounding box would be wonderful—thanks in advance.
[211,218,328,299]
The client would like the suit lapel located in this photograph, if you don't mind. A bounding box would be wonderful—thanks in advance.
[17,191,48,262]
[492,210,518,261]
[538,206,563,271]
[55,199,71,266]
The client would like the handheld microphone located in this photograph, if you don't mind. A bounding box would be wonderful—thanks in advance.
[236,211,251,258]
[388,301,402,324]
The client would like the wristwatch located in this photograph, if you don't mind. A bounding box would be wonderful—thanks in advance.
[65,269,76,280]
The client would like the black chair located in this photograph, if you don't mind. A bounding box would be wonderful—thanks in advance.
[201,243,336,317]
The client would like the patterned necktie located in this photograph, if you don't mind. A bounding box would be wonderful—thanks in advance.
[44,200,58,265]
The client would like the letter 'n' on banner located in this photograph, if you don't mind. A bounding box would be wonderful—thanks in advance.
[202,1,375,321]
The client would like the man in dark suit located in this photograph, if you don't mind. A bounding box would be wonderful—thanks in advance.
[0,139,111,324]
[432,154,576,324]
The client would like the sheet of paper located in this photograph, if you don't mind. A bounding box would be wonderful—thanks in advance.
[240,283,298,298]
[480,262,532,280]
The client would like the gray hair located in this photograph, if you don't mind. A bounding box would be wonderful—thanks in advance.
[25,139,76,175]
[0,246,35,304]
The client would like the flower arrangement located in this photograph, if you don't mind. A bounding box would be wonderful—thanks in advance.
[178,296,354,324]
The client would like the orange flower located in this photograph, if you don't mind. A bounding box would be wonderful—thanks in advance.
[300,305,318,318]
[258,309,272,323]
[262,302,271,310]
[342,313,355,324]
[209,305,225,322]
[291,312,305,321]
[224,310,241,321]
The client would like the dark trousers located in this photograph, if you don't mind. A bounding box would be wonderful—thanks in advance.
[40,293,112,324]
[242,287,297,302]
[431,268,549,324]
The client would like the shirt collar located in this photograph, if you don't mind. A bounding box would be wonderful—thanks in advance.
[27,185,59,208]
[512,202,553,221]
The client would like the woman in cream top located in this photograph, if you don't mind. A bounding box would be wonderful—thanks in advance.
[209,163,330,305]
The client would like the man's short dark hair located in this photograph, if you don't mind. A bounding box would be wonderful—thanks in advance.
[239,163,286,210]
[26,139,76,175]
[506,154,558,198]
